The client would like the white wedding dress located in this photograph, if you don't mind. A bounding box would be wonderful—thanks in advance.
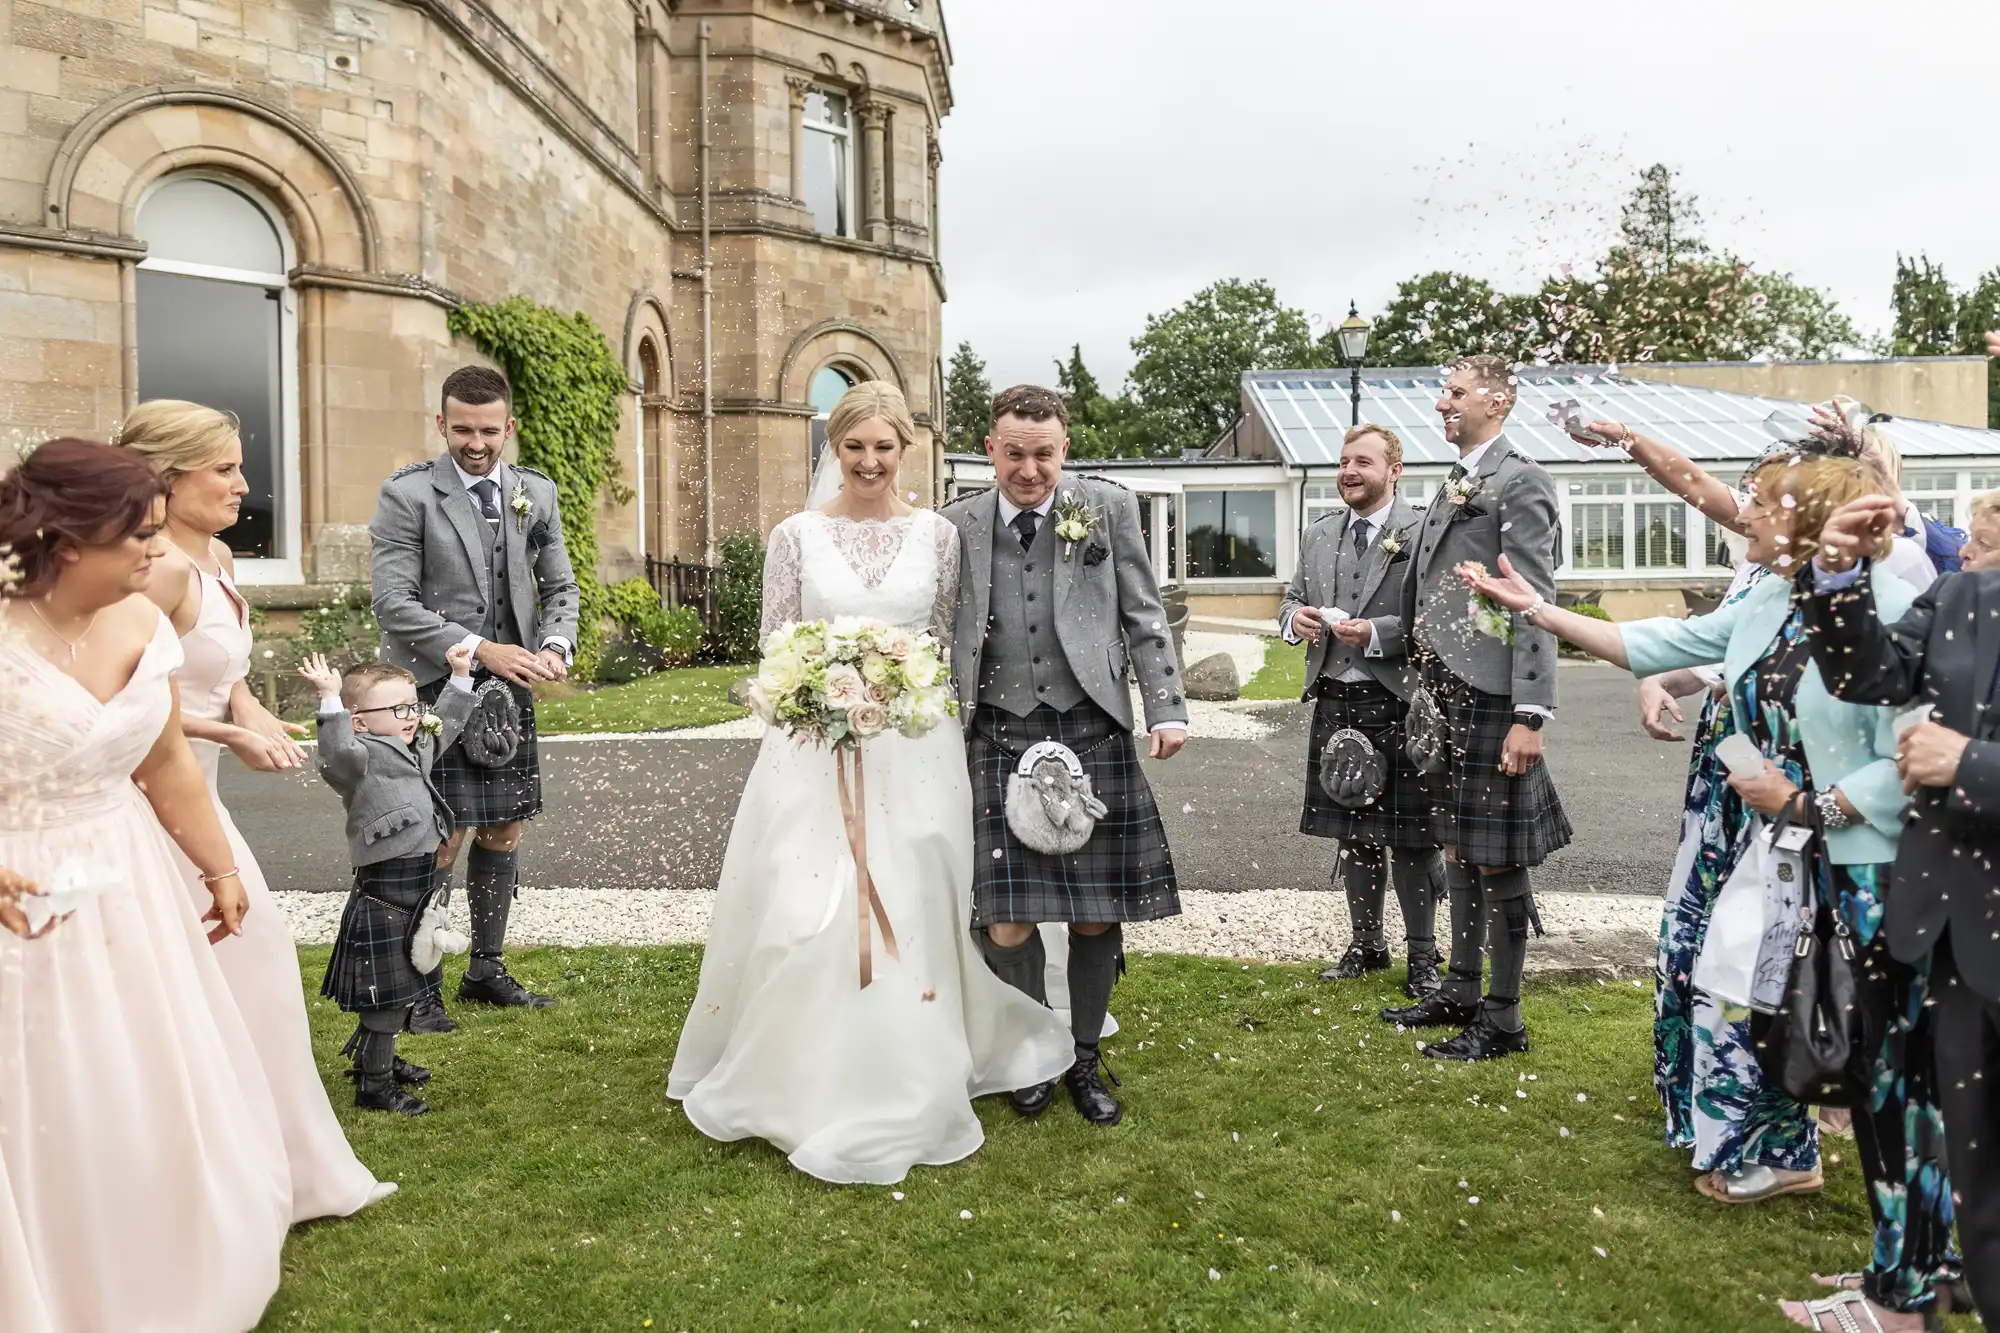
[668,509,1074,1184]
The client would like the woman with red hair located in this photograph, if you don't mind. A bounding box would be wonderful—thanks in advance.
[0,439,292,1332]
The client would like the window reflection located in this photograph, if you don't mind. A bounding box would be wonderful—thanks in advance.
[1186,490,1276,578]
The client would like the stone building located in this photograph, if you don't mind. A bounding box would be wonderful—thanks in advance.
[0,0,953,597]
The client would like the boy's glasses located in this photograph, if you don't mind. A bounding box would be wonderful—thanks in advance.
[353,701,423,720]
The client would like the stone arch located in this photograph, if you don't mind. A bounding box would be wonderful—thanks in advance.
[622,290,676,398]
[46,85,377,271]
[776,320,908,407]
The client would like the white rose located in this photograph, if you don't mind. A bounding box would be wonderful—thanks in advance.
[760,651,803,694]
[904,652,941,689]
[900,692,946,738]
[823,663,868,709]
[860,654,895,686]
[848,701,888,737]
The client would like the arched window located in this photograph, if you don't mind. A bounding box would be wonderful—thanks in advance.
[808,364,856,465]
[135,176,297,575]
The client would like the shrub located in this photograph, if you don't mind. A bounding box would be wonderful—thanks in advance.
[602,576,702,675]
[712,533,766,663]
[1570,601,1613,622]
[250,587,381,717]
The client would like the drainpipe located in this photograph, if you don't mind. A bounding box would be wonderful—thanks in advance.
[699,19,716,570]
[1297,465,1311,546]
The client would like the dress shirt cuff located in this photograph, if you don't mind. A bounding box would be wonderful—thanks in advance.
[1513,704,1554,720]
[456,632,485,661]
[541,636,573,663]
[1149,722,1190,734]
[1280,609,1304,645]
[1809,559,1866,592]
[316,697,344,718]
[1364,623,1383,658]
[446,674,474,695]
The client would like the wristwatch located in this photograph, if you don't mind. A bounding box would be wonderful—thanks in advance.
[1814,787,1853,831]
[1512,712,1545,732]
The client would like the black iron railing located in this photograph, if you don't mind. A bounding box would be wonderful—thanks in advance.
[644,555,718,636]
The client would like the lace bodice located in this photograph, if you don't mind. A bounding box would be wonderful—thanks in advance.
[760,510,960,644]
[0,614,182,832]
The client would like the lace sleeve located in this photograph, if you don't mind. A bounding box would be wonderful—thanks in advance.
[927,511,962,651]
[760,519,804,640]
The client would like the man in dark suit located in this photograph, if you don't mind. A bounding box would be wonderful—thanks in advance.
[1277,424,1444,996]
[1803,491,2000,1327]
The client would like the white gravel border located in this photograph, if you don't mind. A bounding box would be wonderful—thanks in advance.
[273,886,1662,974]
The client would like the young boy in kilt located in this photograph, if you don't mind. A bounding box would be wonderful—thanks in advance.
[1384,355,1572,1061]
[301,645,476,1115]
[1277,424,1445,997]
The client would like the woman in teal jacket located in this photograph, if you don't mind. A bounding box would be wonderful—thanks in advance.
[1469,453,1958,1332]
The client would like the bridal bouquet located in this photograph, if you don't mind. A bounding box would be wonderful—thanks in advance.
[1456,561,1515,645]
[750,616,957,747]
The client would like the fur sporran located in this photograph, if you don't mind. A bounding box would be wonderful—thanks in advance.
[1004,741,1109,856]
[406,886,470,974]
[1403,685,1447,776]
[460,677,522,768]
[1318,727,1387,808]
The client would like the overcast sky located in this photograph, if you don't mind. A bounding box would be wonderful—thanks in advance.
[937,0,2000,391]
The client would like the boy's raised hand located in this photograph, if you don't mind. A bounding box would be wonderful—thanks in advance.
[298,652,342,700]
[446,642,474,678]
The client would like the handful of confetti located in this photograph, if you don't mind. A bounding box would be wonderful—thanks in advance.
[1456,561,1515,646]
[18,858,120,935]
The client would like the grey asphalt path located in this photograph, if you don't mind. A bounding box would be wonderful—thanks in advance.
[225,662,1693,898]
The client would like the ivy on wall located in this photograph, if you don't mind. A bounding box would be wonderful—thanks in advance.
[447,296,631,677]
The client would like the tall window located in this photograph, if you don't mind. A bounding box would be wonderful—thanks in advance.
[1186,490,1277,579]
[808,364,856,467]
[1569,478,1627,572]
[1302,481,1344,528]
[802,89,853,238]
[1634,503,1686,568]
[136,177,293,569]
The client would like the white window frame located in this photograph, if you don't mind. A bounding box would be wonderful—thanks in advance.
[802,88,856,240]
[1182,485,1284,585]
[136,173,302,586]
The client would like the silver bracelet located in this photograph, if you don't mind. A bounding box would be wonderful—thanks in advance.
[1814,788,1852,831]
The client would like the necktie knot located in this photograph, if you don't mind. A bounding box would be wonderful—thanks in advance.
[1350,518,1370,556]
[474,478,502,523]
[1011,509,1041,551]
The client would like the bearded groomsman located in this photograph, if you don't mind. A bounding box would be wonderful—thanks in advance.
[1381,355,1572,1060]
[370,365,579,1025]
[946,384,1187,1127]
[1278,424,1444,996]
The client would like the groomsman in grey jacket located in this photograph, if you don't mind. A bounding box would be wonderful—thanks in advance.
[369,365,581,1024]
[1277,424,1444,996]
[1381,355,1572,1061]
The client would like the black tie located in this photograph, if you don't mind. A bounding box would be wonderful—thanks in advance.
[1445,463,1467,489]
[474,478,502,526]
[1011,509,1041,551]
[1351,518,1370,558]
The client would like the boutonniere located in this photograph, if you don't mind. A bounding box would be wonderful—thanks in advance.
[1376,527,1404,560]
[419,712,444,739]
[508,479,532,534]
[1442,473,1481,508]
[1052,490,1101,562]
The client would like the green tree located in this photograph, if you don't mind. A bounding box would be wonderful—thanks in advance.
[1891,254,1959,356]
[1128,279,1325,457]
[1050,344,1157,458]
[943,341,993,453]
[1361,271,1545,367]
[1537,164,1858,363]
[1953,269,2000,428]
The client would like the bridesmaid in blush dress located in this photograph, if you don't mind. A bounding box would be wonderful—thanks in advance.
[120,400,388,1221]
[1,440,292,1333]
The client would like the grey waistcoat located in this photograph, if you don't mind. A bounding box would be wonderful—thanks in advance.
[474,500,521,646]
[977,514,1086,717]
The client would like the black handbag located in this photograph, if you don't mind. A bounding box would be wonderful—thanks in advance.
[1749,799,1873,1108]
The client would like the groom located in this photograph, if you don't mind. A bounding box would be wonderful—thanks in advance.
[945,383,1188,1127]
[369,365,579,1026]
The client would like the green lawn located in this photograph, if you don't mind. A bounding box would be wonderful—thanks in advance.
[269,947,1954,1332]
[534,666,750,734]
[1241,636,1306,701]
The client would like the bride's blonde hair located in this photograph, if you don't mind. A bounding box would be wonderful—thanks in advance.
[825,381,918,453]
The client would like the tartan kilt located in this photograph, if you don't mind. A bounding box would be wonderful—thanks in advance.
[1420,658,1573,868]
[320,853,438,1013]
[421,675,542,826]
[968,702,1180,927]
[1300,677,1440,851]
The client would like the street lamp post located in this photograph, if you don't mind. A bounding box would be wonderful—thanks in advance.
[1336,301,1372,427]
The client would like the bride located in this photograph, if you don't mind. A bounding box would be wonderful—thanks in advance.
[667,381,1073,1184]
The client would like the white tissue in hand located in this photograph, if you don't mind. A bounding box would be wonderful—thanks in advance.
[20,859,119,934]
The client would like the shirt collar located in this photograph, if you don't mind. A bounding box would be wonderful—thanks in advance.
[1455,434,1502,474]
[995,489,1057,526]
[451,454,504,492]
[1347,495,1395,529]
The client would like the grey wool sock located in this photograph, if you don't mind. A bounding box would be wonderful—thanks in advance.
[1341,846,1389,950]
[1066,925,1124,1056]
[979,928,1049,1006]
[1440,860,1485,1005]
[464,844,518,982]
[1392,849,1443,950]
[1479,870,1534,1034]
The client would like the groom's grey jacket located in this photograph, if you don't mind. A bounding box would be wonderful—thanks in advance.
[1277,494,1422,701]
[369,453,580,686]
[944,473,1188,733]
[1402,433,1562,710]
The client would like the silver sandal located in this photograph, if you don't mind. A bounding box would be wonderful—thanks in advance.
[1793,1291,1886,1332]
